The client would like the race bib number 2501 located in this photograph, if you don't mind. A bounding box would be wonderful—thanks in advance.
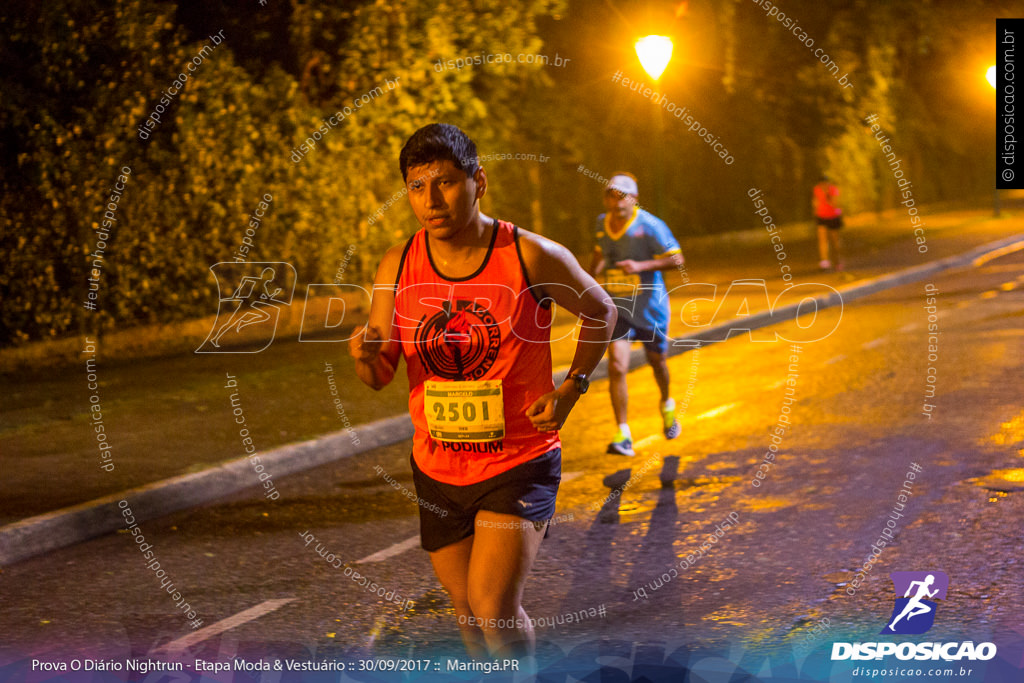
[424,380,505,442]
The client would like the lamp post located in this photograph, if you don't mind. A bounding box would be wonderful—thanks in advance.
[635,36,673,216]
[988,65,1000,217]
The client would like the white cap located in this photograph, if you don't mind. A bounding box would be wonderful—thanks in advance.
[606,174,639,196]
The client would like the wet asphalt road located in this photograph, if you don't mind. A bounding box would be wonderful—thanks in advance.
[3,210,1019,524]
[2,249,1023,678]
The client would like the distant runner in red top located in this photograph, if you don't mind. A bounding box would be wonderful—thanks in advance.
[813,175,844,271]
[350,123,615,661]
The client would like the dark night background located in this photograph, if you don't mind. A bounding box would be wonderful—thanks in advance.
[0,0,1008,345]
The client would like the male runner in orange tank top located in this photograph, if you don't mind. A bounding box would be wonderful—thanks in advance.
[350,124,616,660]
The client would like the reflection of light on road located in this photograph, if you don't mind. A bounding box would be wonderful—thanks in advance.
[701,606,748,627]
[992,468,1024,482]
[739,496,795,512]
[990,410,1024,447]
[971,469,1024,497]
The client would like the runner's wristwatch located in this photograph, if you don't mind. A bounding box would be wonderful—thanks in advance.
[568,372,590,395]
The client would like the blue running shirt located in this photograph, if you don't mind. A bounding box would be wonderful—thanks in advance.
[595,206,681,335]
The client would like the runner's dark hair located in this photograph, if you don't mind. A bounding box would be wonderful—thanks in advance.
[400,123,479,181]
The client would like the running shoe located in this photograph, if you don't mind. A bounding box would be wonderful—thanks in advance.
[606,431,635,456]
[662,404,681,440]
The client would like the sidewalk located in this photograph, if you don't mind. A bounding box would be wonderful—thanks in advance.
[2,207,1023,564]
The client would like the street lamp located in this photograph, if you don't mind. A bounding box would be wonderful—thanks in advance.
[635,35,674,216]
[988,65,1000,216]
[635,35,673,81]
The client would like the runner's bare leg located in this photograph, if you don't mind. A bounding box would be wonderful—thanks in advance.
[467,510,547,658]
[817,225,829,262]
[608,339,632,425]
[429,536,487,658]
[645,348,671,403]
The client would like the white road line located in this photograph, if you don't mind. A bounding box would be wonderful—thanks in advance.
[634,434,661,449]
[862,337,887,350]
[695,402,739,420]
[825,354,847,365]
[152,598,295,654]
[356,535,421,564]
[355,472,584,565]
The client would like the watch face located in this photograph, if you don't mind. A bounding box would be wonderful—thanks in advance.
[573,375,589,393]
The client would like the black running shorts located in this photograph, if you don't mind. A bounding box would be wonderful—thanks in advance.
[410,448,561,552]
[816,216,843,230]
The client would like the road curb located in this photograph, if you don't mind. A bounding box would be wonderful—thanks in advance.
[0,415,413,566]
[2,233,1022,566]
[656,232,1024,357]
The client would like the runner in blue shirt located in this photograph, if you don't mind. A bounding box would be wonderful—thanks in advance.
[589,173,683,456]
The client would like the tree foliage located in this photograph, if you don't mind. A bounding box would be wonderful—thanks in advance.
[0,0,1007,345]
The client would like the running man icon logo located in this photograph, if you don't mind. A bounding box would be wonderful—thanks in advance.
[880,571,949,635]
[196,262,296,353]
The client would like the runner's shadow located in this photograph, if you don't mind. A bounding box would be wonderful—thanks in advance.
[558,457,682,617]
[596,468,632,524]
[559,468,632,611]
[627,456,680,590]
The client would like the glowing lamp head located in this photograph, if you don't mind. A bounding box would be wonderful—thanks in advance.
[987,65,997,89]
[635,35,673,81]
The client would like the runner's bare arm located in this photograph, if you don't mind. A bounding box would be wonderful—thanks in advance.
[589,246,605,277]
[615,250,683,275]
[518,230,617,432]
[349,243,404,390]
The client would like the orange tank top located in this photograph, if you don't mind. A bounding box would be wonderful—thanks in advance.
[394,219,560,485]
[814,183,842,219]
